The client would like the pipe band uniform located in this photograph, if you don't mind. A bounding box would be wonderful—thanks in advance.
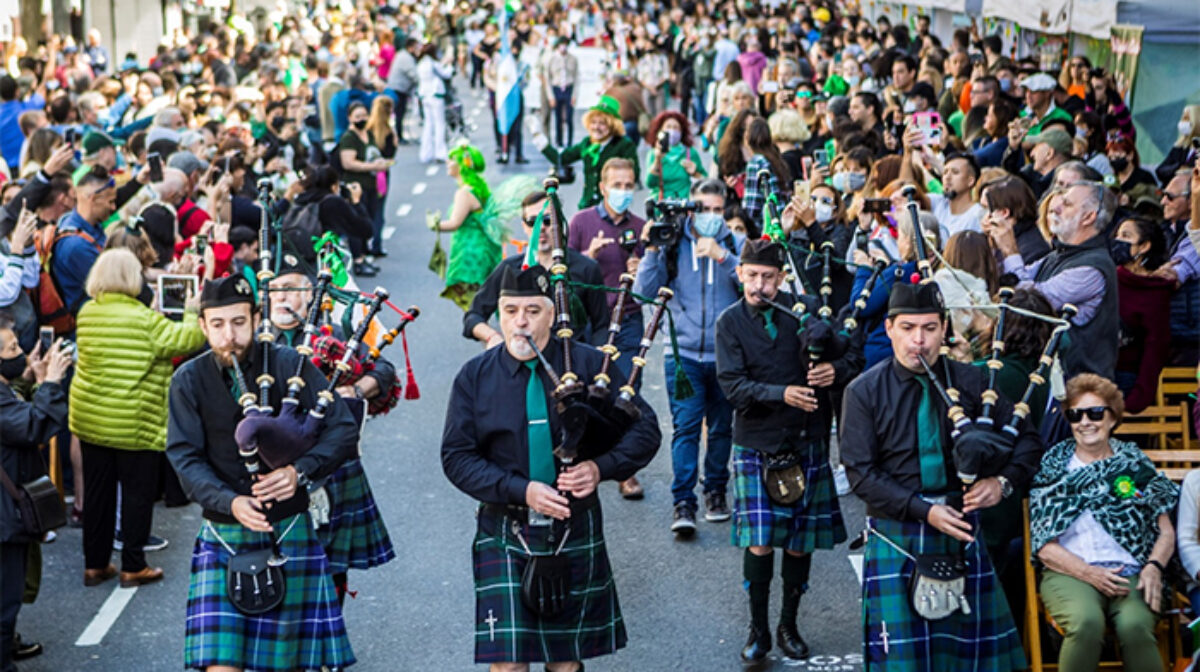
[441,262,661,666]
[838,279,1047,672]
[166,275,360,672]
[715,238,862,664]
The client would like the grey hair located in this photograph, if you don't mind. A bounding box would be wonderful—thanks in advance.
[691,177,728,199]
[1075,182,1116,232]
[898,209,942,255]
[153,107,182,127]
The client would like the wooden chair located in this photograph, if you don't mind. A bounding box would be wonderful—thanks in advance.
[1112,403,1191,451]
[47,436,63,497]
[1157,367,1198,407]
[1022,501,1179,671]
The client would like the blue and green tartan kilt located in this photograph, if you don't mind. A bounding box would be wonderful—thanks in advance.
[184,514,356,672]
[861,515,1025,672]
[731,442,848,552]
[318,459,395,574]
[472,501,627,664]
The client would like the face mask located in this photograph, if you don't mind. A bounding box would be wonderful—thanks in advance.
[353,119,368,130]
[831,171,866,193]
[998,77,1012,92]
[693,212,723,237]
[1109,156,1129,172]
[814,203,835,223]
[1075,127,1087,140]
[606,188,633,214]
[0,352,26,381]
[1179,120,1193,137]
[1108,238,1134,266]
[666,129,681,146]
[271,115,287,132]
[845,75,861,86]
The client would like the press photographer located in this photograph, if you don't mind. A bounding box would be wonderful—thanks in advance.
[633,177,744,537]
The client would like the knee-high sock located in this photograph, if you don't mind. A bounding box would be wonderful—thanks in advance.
[744,549,774,633]
[780,552,812,626]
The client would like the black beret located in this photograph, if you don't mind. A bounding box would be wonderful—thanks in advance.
[275,252,313,282]
[739,238,786,269]
[200,274,255,311]
[888,280,945,318]
[499,264,552,299]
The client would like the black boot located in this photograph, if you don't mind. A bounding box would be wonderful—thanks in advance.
[740,624,772,664]
[775,621,810,660]
[741,549,774,664]
[777,552,812,659]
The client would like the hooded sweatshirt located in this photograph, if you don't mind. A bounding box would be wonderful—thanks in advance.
[737,51,768,100]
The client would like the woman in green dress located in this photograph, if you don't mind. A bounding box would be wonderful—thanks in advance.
[431,143,502,310]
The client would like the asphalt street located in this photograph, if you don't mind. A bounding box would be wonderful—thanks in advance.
[17,81,868,672]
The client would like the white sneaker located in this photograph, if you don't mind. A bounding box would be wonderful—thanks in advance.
[833,464,851,497]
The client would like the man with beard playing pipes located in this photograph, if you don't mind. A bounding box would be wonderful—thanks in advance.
[166,274,358,672]
[269,253,396,604]
[441,264,661,671]
[715,239,857,665]
[839,281,1041,671]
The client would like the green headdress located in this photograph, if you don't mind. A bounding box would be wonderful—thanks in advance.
[448,141,491,203]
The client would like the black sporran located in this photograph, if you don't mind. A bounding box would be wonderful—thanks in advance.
[908,554,969,620]
[227,549,286,615]
[762,451,806,505]
[520,553,571,619]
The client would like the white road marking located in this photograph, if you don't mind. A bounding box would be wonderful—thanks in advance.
[849,555,864,586]
[412,182,427,195]
[395,204,412,217]
[76,586,137,646]
[382,226,397,240]
[425,165,438,176]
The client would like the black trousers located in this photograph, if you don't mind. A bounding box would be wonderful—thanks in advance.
[1,541,28,672]
[81,441,157,573]
[392,90,411,142]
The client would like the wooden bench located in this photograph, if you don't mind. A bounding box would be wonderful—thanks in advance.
[1112,403,1191,451]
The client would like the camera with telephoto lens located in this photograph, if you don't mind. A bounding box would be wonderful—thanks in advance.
[644,198,699,248]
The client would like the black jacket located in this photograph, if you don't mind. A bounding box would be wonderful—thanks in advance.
[840,356,1043,523]
[0,381,67,543]
[291,189,374,242]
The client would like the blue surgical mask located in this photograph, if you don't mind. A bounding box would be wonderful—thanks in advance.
[845,75,861,87]
[693,212,723,237]
[606,188,633,214]
[831,171,866,193]
[998,77,1013,93]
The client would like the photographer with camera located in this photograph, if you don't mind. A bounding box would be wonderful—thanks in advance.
[634,178,744,536]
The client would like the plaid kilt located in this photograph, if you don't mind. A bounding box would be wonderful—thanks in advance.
[731,442,847,552]
[472,501,626,664]
[184,514,356,672]
[318,459,395,574]
[861,515,1025,672]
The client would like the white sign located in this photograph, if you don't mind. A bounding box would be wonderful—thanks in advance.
[572,46,607,110]
[981,0,1116,38]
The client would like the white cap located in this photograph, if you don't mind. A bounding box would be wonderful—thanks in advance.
[1022,73,1057,92]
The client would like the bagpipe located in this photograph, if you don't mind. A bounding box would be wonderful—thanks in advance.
[896,186,1077,487]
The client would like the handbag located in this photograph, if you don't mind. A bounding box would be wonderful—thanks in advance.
[226,548,286,615]
[0,462,66,537]
[761,450,806,506]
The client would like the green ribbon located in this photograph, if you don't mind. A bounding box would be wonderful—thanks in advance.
[313,231,350,287]
[915,376,948,491]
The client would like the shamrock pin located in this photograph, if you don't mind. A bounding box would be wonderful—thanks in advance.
[1113,475,1138,500]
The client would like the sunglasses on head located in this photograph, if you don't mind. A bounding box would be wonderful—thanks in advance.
[1066,406,1109,423]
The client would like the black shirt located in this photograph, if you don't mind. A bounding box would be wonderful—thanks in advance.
[441,338,661,505]
[839,356,1043,523]
[462,250,610,346]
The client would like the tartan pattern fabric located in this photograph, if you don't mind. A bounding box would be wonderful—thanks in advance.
[860,515,1025,672]
[184,514,356,672]
[472,502,627,663]
[319,459,395,573]
[731,442,847,552]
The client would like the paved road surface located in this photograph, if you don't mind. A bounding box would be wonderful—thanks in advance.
[18,82,868,672]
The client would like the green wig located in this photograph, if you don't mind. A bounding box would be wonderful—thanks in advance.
[448,141,491,203]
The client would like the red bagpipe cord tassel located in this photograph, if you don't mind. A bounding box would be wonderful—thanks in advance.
[402,329,420,400]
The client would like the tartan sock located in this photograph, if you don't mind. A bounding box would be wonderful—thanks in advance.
[779,552,812,626]
[744,549,774,633]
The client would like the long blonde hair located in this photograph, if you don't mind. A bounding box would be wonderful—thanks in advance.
[368,96,394,149]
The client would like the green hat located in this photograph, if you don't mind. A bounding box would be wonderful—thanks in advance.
[80,130,115,157]
[589,95,622,120]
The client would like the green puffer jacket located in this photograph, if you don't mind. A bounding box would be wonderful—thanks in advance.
[69,292,206,451]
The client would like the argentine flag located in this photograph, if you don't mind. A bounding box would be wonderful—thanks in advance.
[494,0,525,141]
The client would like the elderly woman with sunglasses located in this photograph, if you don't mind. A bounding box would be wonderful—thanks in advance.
[1029,373,1179,672]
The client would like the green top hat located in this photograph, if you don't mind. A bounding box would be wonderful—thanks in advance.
[589,95,622,119]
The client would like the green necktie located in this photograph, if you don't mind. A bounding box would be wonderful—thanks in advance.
[915,376,948,491]
[761,307,777,340]
[525,360,556,485]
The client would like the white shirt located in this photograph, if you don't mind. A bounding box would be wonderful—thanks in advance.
[417,57,454,98]
[929,193,984,242]
[1056,453,1140,568]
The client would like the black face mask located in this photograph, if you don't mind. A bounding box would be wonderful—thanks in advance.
[1108,238,1134,266]
[1110,156,1129,173]
[0,352,26,381]
[352,119,368,131]
[270,115,287,132]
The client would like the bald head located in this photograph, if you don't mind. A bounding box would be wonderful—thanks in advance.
[155,167,189,205]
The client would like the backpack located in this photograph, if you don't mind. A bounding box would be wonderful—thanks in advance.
[32,224,100,334]
[281,196,326,262]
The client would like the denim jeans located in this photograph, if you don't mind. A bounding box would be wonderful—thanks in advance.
[664,354,732,506]
[552,84,574,147]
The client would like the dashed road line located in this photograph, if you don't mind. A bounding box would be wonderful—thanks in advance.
[382,226,397,240]
[412,182,427,195]
[425,165,438,176]
[76,586,137,646]
[849,555,864,586]
[396,204,412,217]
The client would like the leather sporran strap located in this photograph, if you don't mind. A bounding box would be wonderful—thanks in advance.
[0,464,22,500]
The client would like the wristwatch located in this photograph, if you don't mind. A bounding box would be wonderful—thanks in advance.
[352,382,365,399]
[995,475,1014,499]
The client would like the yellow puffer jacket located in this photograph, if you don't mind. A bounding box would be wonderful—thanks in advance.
[69,292,206,451]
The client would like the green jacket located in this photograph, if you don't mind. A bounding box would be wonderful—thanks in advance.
[646,144,706,201]
[542,135,640,210]
[69,292,206,451]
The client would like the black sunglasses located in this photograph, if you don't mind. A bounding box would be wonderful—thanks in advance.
[522,215,540,227]
[1066,406,1109,423]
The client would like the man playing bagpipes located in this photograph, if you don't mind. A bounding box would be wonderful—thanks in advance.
[839,281,1043,672]
[715,239,860,665]
[268,253,398,603]
[441,264,661,671]
[166,274,358,672]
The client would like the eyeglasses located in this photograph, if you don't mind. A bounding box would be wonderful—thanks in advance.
[1066,406,1109,423]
